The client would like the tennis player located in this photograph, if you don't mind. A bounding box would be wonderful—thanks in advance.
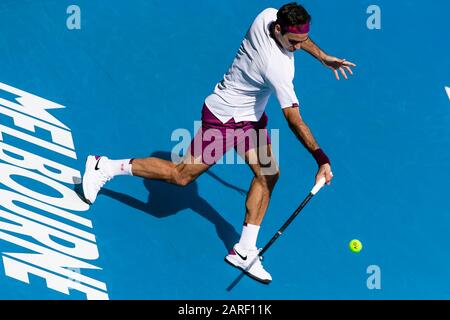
[82,2,355,283]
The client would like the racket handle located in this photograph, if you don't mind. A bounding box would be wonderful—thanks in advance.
[311,177,326,195]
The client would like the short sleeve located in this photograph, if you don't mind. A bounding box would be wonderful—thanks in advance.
[265,55,299,109]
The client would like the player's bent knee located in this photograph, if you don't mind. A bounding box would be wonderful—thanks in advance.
[172,170,195,187]
[173,174,192,186]
[176,180,187,187]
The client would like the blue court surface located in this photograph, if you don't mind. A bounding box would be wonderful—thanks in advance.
[0,0,449,300]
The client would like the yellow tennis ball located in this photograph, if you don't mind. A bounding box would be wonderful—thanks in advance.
[349,239,362,253]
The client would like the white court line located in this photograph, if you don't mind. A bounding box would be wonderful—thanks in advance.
[446,86,450,100]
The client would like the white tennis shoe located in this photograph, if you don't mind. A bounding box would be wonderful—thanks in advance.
[82,155,112,204]
[225,243,272,284]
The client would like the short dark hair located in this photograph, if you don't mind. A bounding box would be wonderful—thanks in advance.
[276,2,311,34]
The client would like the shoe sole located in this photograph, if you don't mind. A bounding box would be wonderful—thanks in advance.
[82,156,96,205]
[224,257,271,285]
[74,182,91,205]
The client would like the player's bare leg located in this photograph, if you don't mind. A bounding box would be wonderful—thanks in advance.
[82,153,210,204]
[225,143,279,283]
[131,154,210,186]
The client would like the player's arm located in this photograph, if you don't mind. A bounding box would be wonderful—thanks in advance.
[301,37,356,80]
[300,37,327,63]
[283,105,319,152]
[282,106,333,185]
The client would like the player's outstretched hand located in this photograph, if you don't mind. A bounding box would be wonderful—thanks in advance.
[322,55,356,80]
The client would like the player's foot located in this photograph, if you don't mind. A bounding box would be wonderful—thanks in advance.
[82,155,112,204]
[225,243,272,284]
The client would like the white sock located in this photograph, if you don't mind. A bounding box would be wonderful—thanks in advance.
[104,158,133,177]
[238,223,260,250]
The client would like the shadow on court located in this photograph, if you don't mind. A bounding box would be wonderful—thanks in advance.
[100,151,241,251]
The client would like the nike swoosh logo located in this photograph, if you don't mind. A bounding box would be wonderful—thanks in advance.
[234,248,247,261]
[94,158,101,170]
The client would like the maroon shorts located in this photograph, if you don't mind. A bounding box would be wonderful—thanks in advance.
[188,104,271,165]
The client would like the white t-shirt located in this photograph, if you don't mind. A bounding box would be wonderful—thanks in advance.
[205,8,299,123]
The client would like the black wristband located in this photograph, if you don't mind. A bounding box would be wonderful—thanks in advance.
[312,148,330,166]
